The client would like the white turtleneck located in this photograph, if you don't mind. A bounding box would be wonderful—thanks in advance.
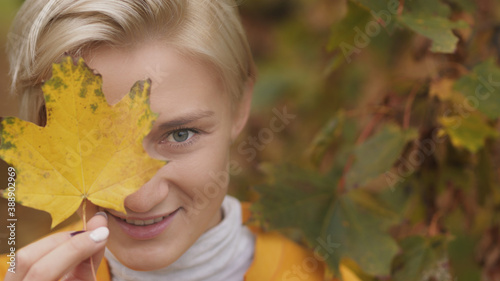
[104,195,256,281]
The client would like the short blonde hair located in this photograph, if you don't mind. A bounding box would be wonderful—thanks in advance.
[7,0,256,124]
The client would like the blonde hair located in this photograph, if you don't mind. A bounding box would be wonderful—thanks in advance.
[7,0,256,124]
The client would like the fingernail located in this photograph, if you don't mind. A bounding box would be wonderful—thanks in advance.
[70,230,85,237]
[94,211,108,221]
[89,227,109,243]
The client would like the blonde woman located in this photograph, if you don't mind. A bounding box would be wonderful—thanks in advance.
[1,0,331,280]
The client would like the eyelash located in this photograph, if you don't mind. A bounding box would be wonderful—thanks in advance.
[159,127,200,149]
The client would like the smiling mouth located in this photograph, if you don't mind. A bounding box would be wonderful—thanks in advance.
[111,209,179,226]
[118,216,165,226]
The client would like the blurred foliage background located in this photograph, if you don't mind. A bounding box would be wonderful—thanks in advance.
[2,0,500,280]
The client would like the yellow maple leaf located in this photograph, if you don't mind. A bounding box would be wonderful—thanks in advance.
[0,57,165,228]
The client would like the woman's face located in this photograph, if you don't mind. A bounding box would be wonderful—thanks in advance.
[81,41,250,270]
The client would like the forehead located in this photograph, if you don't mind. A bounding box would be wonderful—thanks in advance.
[85,42,228,115]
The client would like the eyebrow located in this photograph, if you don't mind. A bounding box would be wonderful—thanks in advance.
[157,110,215,129]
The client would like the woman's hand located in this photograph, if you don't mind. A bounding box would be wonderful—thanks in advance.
[4,212,109,281]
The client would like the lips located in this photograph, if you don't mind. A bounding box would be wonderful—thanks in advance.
[108,208,180,240]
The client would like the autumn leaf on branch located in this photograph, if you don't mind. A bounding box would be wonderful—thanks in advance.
[392,235,451,281]
[252,165,400,277]
[398,0,468,53]
[454,59,500,119]
[345,124,417,189]
[0,56,165,228]
[438,113,499,153]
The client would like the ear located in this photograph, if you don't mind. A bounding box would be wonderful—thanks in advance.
[231,79,254,142]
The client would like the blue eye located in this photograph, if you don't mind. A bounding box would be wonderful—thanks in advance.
[166,129,195,143]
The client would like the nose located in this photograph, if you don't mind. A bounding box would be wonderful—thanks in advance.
[124,177,168,213]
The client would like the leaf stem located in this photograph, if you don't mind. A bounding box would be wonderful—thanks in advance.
[83,199,87,230]
[82,199,98,281]
[397,0,405,16]
[403,83,420,130]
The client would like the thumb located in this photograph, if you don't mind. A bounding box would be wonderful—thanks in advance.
[62,212,108,281]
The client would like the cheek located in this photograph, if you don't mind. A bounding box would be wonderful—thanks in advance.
[168,139,231,198]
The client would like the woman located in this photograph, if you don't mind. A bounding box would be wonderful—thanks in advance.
[1,0,330,280]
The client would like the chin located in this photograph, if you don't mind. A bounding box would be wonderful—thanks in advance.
[110,247,180,271]
[122,260,170,272]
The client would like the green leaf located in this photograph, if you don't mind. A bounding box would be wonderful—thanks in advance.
[392,235,451,281]
[252,165,336,245]
[398,0,468,53]
[439,113,499,153]
[253,165,399,277]
[349,188,400,221]
[306,111,345,167]
[328,2,373,52]
[346,124,418,189]
[322,190,399,276]
[399,16,467,53]
[454,59,500,119]
[378,181,413,217]
[348,0,401,33]
[403,0,452,18]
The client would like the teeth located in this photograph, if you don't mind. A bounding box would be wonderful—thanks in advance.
[122,216,165,226]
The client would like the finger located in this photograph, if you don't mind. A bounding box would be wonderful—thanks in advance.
[6,211,108,280]
[86,211,108,231]
[4,232,73,280]
[4,212,108,281]
[23,226,109,281]
[62,212,109,280]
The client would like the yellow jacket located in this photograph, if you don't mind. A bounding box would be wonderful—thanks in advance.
[1,203,347,280]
